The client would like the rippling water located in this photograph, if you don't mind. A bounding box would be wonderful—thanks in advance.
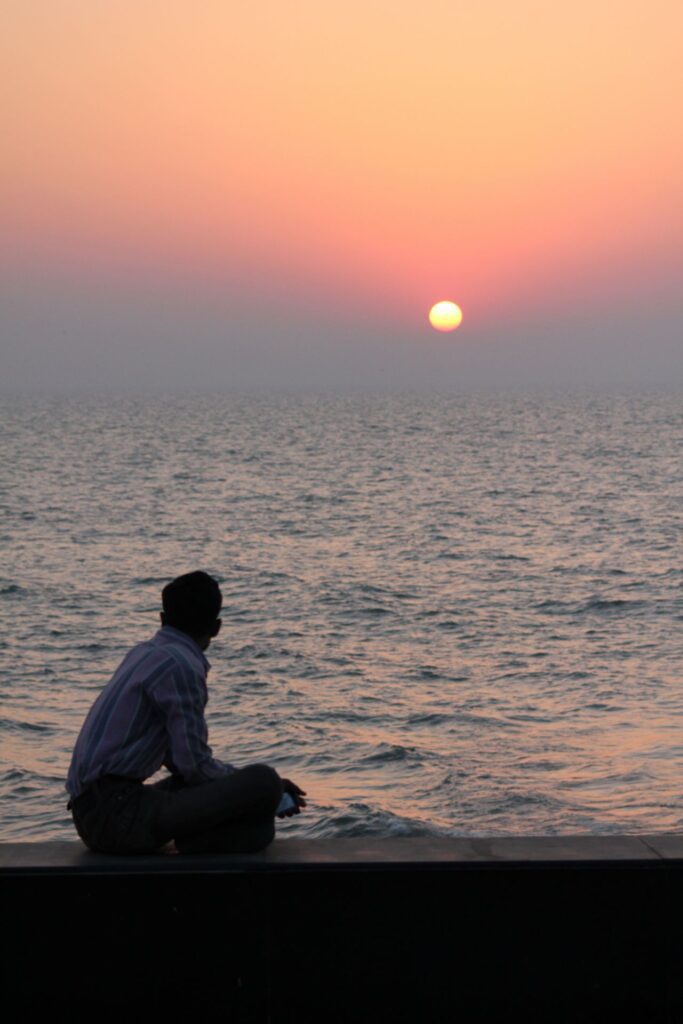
[1,390,682,841]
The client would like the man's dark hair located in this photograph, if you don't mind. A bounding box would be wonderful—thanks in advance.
[162,572,222,635]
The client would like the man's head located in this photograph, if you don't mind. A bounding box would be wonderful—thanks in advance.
[161,571,222,650]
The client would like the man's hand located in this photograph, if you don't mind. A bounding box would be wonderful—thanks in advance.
[278,778,307,817]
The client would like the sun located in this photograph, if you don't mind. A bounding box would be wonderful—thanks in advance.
[428,301,463,332]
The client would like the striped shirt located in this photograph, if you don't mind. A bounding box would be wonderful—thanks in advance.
[66,626,235,800]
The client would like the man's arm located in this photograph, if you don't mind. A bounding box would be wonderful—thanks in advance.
[149,656,236,784]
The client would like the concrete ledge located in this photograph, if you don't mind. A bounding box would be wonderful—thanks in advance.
[4,836,683,1022]
[1,833,681,875]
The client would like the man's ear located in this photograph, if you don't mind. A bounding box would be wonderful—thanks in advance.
[210,619,222,638]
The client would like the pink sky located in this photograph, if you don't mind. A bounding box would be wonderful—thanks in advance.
[1,1,681,388]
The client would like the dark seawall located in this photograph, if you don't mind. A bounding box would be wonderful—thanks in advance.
[2,836,683,1022]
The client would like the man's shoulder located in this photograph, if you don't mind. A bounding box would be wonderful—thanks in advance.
[150,629,207,677]
[112,629,206,690]
[115,635,176,675]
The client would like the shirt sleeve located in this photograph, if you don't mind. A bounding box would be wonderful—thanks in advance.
[149,655,236,784]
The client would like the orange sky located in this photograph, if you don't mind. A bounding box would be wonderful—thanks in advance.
[1,1,681,386]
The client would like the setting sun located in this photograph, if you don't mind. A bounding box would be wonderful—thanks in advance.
[428,301,463,332]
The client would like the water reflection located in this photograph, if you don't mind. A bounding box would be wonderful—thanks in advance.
[1,391,682,839]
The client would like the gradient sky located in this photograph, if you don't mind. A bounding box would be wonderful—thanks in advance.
[1,1,681,390]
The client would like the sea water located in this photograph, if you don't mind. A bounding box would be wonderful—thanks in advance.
[1,390,681,841]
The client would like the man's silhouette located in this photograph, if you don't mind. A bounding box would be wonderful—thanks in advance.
[66,571,305,854]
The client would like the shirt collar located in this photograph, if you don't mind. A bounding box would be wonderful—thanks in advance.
[156,625,211,672]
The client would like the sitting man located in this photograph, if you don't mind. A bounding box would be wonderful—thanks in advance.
[66,571,305,854]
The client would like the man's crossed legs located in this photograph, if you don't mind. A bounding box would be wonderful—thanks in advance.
[69,764,283,855]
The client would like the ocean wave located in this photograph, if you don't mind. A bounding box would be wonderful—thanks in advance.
[306,803,445,839]
[535,597,647,615]
[582,597,647,612]
[0,582,25,596]
[359,743,423,766]
[0,718,56,734]
[0,768,30,783]
[407,712,453,726]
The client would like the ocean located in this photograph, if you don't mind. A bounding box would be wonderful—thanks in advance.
[1,389,681,841]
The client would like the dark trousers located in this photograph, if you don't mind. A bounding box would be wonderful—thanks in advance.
[69,764,282,855]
